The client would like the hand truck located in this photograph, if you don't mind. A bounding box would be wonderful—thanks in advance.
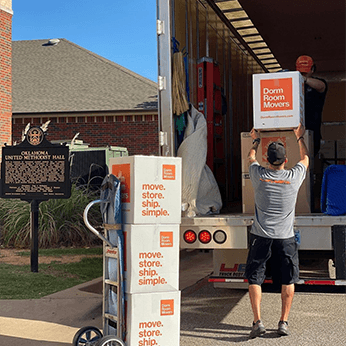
[72,175,126,346]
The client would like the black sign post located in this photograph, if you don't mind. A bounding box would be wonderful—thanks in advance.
[1,126,71,272]
[30,200,40,272]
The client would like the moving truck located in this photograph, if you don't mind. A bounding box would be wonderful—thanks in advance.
[156,0,346,287]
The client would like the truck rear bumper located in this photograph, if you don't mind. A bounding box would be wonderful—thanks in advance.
[180,214,346,251]
[208,276,346,286]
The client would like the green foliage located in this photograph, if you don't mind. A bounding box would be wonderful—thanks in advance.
[0,256,103,299]
[0,184,103,248]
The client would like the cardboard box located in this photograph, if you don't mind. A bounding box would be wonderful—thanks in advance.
[241,130,313,173]
[253,71,305,130]
[320,140,336,159]
[109,156,182,224]
[126,291,181,346]
[242,171,311,214]
[123,224,179,293]
[321,123,346,140]
[337,139,346,159]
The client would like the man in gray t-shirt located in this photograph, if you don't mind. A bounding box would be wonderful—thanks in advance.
[250,161,306,239]
[245,124,309,339]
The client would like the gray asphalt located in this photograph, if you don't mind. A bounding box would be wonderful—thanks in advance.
[181,282,346,346]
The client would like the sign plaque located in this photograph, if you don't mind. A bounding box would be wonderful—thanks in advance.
[0,126,71,272]
[1,126,71,200]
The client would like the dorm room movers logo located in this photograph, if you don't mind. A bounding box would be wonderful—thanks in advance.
[260,78,293,111]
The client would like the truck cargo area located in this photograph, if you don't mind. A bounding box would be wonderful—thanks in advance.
[156,0,346,286]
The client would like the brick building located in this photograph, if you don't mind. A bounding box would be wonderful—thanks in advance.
[12,38,159,155]
[0,0,12,160]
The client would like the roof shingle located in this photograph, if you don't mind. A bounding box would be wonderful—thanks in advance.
[12,39,158,114]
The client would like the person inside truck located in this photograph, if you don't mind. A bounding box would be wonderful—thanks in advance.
[296,55,328,156]
[245,123,309,339]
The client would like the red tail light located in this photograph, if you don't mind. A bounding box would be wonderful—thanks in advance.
[198,230,212,244]
[184,230,197,244]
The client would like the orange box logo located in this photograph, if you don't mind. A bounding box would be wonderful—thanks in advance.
[162,164,175,180]
[260,78,293,112]
[160,299,174,316]
[112,163,131,203]
[261,137,287,163]
[160,232,173,247]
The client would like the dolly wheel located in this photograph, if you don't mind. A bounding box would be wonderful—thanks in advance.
[72,326,103,346]
[96,335,126,346]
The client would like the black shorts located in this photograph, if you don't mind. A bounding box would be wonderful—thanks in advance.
[245,233,299,286]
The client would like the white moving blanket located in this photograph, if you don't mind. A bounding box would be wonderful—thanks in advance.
[177,105,222,217]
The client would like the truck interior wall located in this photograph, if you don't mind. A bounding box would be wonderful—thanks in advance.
[223,27,232,203]
[323,81,346,123]
[188,0,197,106]
[319,80,346,172]
[197,2,207,66]
[315,77,346,141]
[172,0,264,210]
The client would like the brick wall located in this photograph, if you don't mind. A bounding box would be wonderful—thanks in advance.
[12,114,159,156]
[0,8,12,159]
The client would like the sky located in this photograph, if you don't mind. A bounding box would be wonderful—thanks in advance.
[11,0,158,82]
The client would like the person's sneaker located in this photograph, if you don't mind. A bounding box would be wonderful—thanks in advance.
[249,320,266,339]
[277,320,289,336]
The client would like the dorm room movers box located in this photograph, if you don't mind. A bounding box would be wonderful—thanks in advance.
[123,224,179,294]
[109,156,182,224]
[126,291,181,346]
[253,71,305,131]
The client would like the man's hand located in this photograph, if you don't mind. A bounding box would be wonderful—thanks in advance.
[294,123,305,140]
[248,128,260,165]
[250,128,260,140]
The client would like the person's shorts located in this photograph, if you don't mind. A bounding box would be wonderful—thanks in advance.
[245,233,299,286]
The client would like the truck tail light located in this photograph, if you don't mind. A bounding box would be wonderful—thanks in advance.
[184,230,197,244]
[198,230,212,244]
[213,230,227,244]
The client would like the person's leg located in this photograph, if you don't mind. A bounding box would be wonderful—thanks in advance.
[275,237,299,336]
[249,284,262,322]
[248,284,266,338]
[245,234,272,338]
[245,235,272,320]
[280,283,295,321]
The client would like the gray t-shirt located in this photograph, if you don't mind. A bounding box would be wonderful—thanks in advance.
[249,161,306,239]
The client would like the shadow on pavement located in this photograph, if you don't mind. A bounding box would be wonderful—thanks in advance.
[181,283,249,343]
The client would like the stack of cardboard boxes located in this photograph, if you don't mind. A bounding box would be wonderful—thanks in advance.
[109,156,182,346]
[242,71,313,214]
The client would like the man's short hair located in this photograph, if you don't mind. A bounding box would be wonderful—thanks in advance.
[267,142,286,166]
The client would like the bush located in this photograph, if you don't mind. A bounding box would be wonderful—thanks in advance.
[0,184,103,248]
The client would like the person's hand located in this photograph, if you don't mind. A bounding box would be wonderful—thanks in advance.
[294,123,305,140]
[250,128,260,140]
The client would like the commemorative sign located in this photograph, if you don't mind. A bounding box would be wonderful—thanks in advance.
[0,125,71,272]
[0,126,71,201]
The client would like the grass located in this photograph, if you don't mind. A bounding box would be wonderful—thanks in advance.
[0,184,103,248]
[0,247,103,300]
[17,247,103,257]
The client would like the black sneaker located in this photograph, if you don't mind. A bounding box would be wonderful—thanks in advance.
[249,320,266,339]
[277,320,289,336]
